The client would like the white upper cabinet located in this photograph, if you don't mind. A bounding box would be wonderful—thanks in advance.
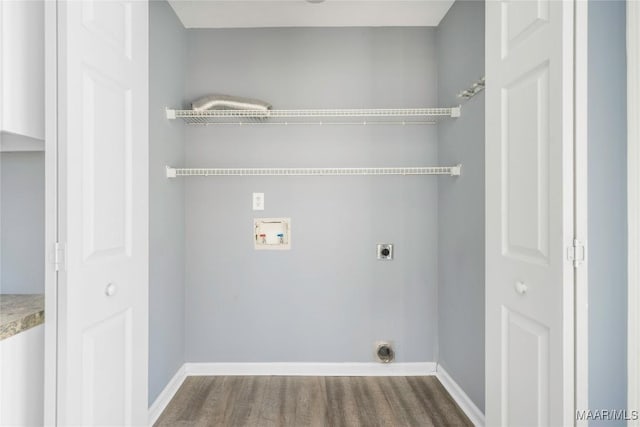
[0,0,44,151]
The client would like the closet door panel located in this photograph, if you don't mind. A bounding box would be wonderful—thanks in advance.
[502,0,549,57]
[502,63,550,264]
[486,0,575,426]
[81,68,132,260]
[54,0,148,425]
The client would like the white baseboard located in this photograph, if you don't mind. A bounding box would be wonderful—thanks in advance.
[184,362,436,377]
[436,365,485,427]
[148,365,187,426]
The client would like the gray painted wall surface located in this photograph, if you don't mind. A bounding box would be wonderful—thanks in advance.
[0,151,44,294]
[148,0,186,405]
[184,28,440,362]
[436,0,485,412]
[588,0,627,423]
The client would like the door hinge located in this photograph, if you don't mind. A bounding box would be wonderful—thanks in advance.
[567,239,585,267]
[54,242,66,272]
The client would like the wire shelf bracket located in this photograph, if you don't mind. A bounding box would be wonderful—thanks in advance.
[166,165,462,178]
[457,77,485,100]
[165,107,461,125]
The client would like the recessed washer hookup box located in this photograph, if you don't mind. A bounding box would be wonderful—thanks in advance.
[254,218,291,250]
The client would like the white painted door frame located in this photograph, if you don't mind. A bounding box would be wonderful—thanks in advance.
[628,0,640,424]
[574,0,589,423]
[43,0,58,424]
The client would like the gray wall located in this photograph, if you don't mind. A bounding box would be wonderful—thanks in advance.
[0,151,45,294]
[436,0,485,412]
[588,0,627,423]
[148,0,186,405]
[184,28,440,363]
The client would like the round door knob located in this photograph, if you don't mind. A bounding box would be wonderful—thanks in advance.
[515,281,528,295]
[105,283,117,297]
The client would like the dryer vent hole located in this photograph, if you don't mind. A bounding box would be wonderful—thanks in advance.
[376,343,395,363]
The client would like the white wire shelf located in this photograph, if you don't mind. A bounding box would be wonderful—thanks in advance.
[166,165,461,178]
[165,107,461,125]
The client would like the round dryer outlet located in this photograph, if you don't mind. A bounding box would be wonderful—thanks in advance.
[375,342,395,363]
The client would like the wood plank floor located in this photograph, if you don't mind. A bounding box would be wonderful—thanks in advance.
[154,376,473,427]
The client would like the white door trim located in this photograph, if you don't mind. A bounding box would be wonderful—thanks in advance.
[574,0,589,423]
[43,0,58,424]
[628,0,640,424]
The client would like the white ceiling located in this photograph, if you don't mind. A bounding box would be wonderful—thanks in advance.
[167,0,456,29]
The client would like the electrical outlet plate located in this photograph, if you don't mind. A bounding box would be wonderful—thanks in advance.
[252,192,264,210]
[377,243,393,260]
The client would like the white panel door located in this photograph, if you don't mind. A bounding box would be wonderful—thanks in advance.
[55,0,148,425]
[486,1,575,426]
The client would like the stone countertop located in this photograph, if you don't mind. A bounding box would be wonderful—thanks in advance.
[0,294,45,340]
